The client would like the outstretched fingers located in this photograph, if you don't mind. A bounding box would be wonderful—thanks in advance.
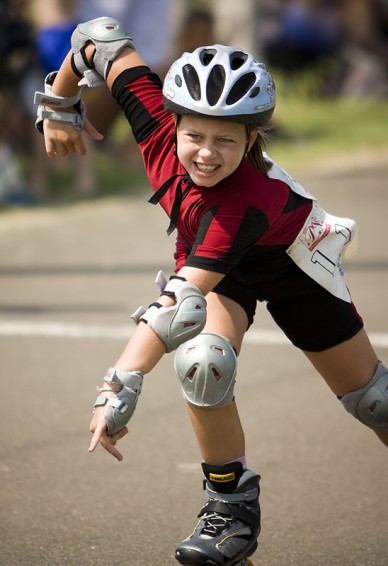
[83,118,104,142]
[89,416,128,461]
[89,418,105,450]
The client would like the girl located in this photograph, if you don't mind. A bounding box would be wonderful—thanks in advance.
[37,17,388,566]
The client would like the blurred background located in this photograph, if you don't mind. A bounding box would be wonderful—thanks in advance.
[1,4,388,565]
[1,0,387,206]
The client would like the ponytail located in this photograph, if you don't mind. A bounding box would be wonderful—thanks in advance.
[246,124,273,174]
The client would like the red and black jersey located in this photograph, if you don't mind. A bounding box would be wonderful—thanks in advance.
[111,67,313,283]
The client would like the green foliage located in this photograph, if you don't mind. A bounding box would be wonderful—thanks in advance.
[268,69,388,170]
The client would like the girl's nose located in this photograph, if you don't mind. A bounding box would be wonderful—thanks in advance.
[198,144,216,159]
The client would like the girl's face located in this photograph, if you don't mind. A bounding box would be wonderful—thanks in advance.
[176,115,257,187]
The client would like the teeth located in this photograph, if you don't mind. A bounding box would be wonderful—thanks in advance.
[197,164,217,173]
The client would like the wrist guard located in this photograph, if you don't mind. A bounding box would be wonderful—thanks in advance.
[71,17,135,87]
[131,271,207,353]
[94,368,144,437]
[34,72,86,133]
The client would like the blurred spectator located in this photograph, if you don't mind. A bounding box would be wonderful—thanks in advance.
[74,0,174,137]
[255,0,388,99]
[0,0,36,205]
[377,0,388,41]
[76,0,177,174]
[76,0,174,74]
[32,0,77,77]
[175,5,216,54]
[27,0,93,199]
[26,0,175,201]
[212,0,256,53]
[327,0,388,98]
[172,0,257,56]
[256,1,341,72]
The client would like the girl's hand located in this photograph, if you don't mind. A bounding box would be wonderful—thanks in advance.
[43,118,104,158]
[88,405,129,462]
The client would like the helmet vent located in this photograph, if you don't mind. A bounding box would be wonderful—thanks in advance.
[199,48,217,66]
[226,72,256,105]
[183,64,201,101]
[249,86,261,98]
[207,64,226,106]
[230,51,248,70]
[175,74,183,87]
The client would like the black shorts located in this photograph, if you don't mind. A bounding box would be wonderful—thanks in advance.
[213,262,364,352]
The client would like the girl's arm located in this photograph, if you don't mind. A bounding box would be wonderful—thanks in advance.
[49,44,145,96]
[37,18,228,461]
[89,266,224,461]
[41,35,146,157]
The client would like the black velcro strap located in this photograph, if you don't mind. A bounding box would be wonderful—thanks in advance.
[81,45,95,69]
[71,46,95,78]
[199,499,258,527]
[70,54,83,79]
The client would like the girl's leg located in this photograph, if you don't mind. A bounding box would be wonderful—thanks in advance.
[185,291,248,464]
[303,328,388,446]
[187,400,245,464]
[175,293,261,565]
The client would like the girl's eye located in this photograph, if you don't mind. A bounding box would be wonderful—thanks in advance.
[219,138,234,144]
[188,133,201,140]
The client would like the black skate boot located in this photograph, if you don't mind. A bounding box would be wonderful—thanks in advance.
[175,462,260,566]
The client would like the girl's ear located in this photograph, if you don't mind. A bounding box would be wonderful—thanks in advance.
[247,128,259,152]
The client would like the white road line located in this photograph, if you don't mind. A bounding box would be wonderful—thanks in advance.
[0,320,388,349]
[0,321,131,340]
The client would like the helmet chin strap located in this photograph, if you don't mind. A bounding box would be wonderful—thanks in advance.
[173,114,181,156]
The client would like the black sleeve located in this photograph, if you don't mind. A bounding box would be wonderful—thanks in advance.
[110,67,164,143]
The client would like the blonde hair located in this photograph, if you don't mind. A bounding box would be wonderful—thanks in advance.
[246,125,273,174]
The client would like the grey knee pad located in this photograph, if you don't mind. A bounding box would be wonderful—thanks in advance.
[174,333,237,408]
[340,362,388,431]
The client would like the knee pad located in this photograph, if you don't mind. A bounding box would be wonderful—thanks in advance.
[340,362,388,431]
[174,333,237,408]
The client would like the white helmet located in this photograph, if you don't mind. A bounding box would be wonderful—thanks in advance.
[163,44,276,125]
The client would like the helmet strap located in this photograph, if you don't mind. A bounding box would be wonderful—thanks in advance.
[173,115,182,156]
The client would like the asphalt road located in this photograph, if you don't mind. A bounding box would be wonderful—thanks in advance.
[0,159,387,566]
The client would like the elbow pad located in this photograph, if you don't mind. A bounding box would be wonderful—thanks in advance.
[132,271,207,353]
[71,17,135,86]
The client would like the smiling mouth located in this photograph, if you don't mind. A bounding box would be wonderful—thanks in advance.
[195,163,220,174]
